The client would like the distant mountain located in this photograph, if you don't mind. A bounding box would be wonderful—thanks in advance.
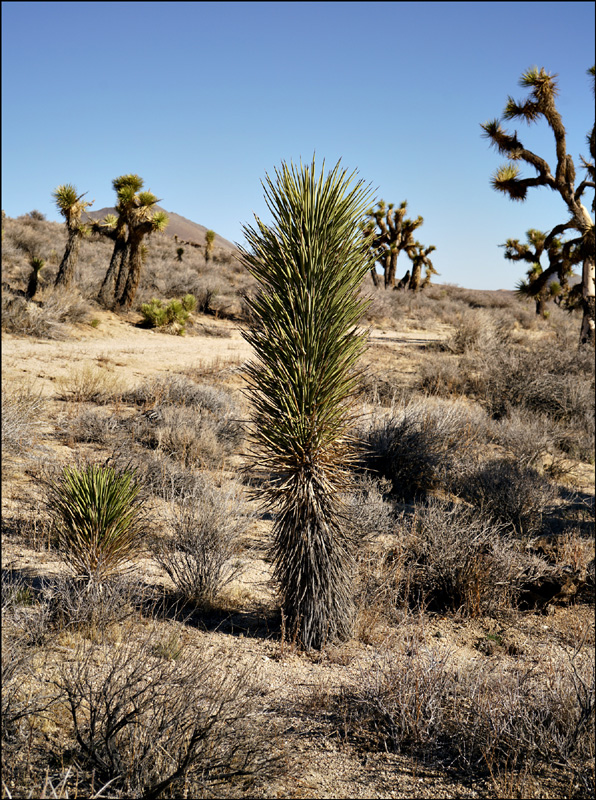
[84,206,239,253]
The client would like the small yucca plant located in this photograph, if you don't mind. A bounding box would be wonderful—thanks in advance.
[48,462,147,583]
[239,158,375,650]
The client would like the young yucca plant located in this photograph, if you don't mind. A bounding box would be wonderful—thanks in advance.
[239,158,375,650]
[47,462,147,584]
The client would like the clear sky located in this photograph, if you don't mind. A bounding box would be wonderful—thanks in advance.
[2,1,594,290]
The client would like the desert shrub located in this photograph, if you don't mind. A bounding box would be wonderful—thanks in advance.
[61,407,129,445]
[41,573,145,635]
[333,629,594,792]
[361,398,487,501]
[344,473,395,541]
[419,330,595,462]
[45,462,149,583]
[122,373,238,414]
[53,626,278,799]
[140,293,196,335]
[399,500,554,615]
[452,649,595,791]
[337,632,457,756]
[1,287,90,338]
[111,447,205,501]
[488,407,557,468]
[1,381,44,465]
[454,458,558,536]
[152,480,253,603]
[55,364,122,403]
[121,378,244,468]
[133,404,241,468]
[443,308,512,354]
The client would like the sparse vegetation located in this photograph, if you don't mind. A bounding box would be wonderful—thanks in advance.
[2,168,594,798]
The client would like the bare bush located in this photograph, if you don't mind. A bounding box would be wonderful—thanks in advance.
[55,364,122,403]
[333,627,594,792]
[444,308,512,354]
[454,459,558,536]
[361,398,487,501]
[111,447,205,501]
[338,631,456,755]
[53,627,279,799]
[152,480,253,603]
[2,287,90,339]
[452,645,595,791]
[1,382,44,466]
[41,574,145,635]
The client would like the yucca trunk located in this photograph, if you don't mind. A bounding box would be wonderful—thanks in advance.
[580,252,595,346]
[54,231,82,289]
[118,231,144,309]
[240,158,374,650]
[98,234,127,308]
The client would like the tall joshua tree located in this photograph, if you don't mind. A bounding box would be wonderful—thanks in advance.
[97,174,144,308]
[481,66,595,346]
[53,184,93,289]
[239,158,374,651]
[361,200,427,289]
[117,192,168,309]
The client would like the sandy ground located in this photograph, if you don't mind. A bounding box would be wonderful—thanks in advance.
[2,311,594,799]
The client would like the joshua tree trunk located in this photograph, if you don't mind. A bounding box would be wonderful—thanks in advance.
[55,234,82,290]
[409,260,422,291]
[118,236,143,309]
[98,235,127,308]
[580,252,595,346]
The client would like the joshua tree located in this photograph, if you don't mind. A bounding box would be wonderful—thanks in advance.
[362,200,430,289]
[239,158,374,651]
[53,184,93,289]
[117,192,168,309]
[176,246,185,262]
[97,174,144,308]
[481,66,595,346]
[26,256,45,299]
[501,228,581,316]
[205,229,216,263]
[409,242,438,291]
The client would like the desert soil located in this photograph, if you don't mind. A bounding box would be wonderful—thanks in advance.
[2,311,594,799]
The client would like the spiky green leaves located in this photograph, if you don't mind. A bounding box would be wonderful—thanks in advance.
[48,462,147,584]
[241,159,373,477]
[240,158,375,650]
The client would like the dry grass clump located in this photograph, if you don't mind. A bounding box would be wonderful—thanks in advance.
[1,381,44,466]
[361,397,487,501]
[332,628,594,794]
[2,286,90,339]
[151,478,253,604]
[55,364,123,403]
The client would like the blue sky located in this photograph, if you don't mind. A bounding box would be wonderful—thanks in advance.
[2,1,594,290]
